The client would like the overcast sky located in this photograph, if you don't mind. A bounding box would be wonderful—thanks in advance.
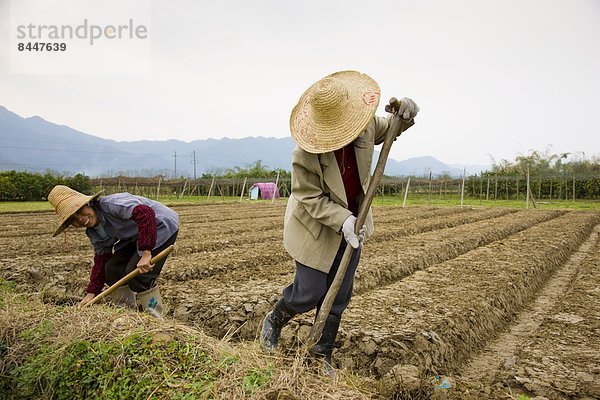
[1,0,599,166]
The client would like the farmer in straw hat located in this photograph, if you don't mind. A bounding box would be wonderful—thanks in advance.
[48,185,179,318]
[261,70,419,372]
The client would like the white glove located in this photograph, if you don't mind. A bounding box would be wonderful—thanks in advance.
[341,215,366,249]
[395,97,420,120]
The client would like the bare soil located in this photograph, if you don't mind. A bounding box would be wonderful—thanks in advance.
[1,202,598,398]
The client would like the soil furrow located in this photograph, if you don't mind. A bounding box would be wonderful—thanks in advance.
[162,210,565,341]
[173,206,475,256]
[334,211,600,377]
[486,225,600,399]
[161,208,510,282]
[370,207,515,241]
[356,209,562,294]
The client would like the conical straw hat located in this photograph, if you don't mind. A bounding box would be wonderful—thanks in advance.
[289,70,381,154]
[47,185,104,237]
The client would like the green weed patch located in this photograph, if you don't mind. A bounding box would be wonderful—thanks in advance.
[5,333,220,400]
[0,286,376,399]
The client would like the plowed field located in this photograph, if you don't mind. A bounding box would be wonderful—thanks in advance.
[1,203,599,398]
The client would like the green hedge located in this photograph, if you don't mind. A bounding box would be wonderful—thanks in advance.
[0,171,92,201]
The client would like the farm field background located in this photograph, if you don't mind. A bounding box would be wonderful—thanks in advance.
[1,194,599,213]
[1,201,599,399]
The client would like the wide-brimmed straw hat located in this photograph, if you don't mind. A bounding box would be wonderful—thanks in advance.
[289,70,381,154]
[47,185,104,237]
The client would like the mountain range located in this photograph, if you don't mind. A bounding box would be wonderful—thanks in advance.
[0,106,486,177]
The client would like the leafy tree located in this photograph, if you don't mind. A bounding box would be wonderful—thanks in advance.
[65,173,93,194]
[488,149,599,176]
[0,171,92,201]
[220,160,290,179]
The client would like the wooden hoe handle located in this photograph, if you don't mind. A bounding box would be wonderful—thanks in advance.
[308,99,408,346]
[83,245,175,307]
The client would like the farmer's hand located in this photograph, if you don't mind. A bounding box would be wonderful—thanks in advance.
[357,224,366,249]
[393,97,419,120]
[137,250,153,274]
[79,292,95,306]
[342,215,366,249]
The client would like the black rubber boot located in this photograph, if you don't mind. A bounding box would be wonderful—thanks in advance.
[310,314,341,376]
[260,299,296,353]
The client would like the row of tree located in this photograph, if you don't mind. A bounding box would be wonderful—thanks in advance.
[0,152,598,201]
[0,171,92,201]
[486,149,599,177]
[471,150,600,200]
[202,160,291,180]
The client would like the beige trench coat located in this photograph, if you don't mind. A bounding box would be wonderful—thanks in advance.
[283,116,413,273]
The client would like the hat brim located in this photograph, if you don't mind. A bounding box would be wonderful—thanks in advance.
[289,70,380,154]
[52,190,104,237]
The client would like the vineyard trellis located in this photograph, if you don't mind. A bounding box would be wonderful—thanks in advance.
[0,170,598,202]
[89,172,600,201]
[89,176,293,200]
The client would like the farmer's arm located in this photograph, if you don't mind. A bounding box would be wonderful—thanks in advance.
[131,205,157,274]
[291,148,351,232]
[80,252,112,306]
[372,115,415,145]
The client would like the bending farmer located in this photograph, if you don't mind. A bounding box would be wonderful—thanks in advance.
[48,185,179,318]
[260,70,419,372]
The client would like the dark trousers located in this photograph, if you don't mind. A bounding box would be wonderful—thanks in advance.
[104,231,178,293]
[283,240,361,317]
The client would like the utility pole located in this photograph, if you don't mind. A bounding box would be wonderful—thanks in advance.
[173,151,177,178]
[460,168,466,206]
[192,150,197,180]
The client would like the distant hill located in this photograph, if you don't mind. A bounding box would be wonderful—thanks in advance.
[383,155,461,177]
[0,106,486,177]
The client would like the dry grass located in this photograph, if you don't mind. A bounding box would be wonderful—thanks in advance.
[0,284,381,400]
